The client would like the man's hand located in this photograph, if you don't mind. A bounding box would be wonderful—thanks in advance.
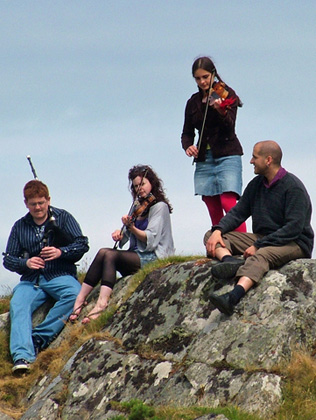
[26,256,45,270]
[39,246,62,261]
[205,229,226,257]
[243,245,257,259]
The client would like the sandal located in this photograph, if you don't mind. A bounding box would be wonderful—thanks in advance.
[81,308,107,324]
[68,301,88,323]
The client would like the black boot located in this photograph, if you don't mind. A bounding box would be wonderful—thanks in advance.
[209,292,234,315]
[209,285,246,316]
[211,257,245,279]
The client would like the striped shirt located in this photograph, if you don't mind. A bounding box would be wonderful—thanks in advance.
[3,206,89,282]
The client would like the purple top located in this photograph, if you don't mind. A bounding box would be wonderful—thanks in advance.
[129,218,148,251]
[263,167,287,188]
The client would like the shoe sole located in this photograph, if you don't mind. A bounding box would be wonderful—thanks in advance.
[12,365,31,374]
[209,295,234,316]
[211,260,245,279]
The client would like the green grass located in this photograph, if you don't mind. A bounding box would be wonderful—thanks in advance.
[109,399,264,420]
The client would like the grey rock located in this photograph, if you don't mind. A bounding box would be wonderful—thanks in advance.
[0,312,9,329]
[0,411,16,420]
[3,259,316,419]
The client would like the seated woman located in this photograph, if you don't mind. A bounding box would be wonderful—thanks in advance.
[70,164,175,324]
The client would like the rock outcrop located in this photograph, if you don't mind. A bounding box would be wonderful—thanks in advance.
[3,259,316,419]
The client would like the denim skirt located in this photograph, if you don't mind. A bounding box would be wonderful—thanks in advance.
[136,250,158,267]
[194,150,243,197]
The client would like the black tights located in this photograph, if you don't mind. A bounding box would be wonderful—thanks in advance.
[83,248,141,289]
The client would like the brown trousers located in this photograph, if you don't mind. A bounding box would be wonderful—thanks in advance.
[204,231,305,283]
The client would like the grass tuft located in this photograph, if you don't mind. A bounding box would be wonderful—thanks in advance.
[0,297,11,315]
[275,351,316,420]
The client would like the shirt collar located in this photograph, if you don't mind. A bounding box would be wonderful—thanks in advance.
[263,167,287,188]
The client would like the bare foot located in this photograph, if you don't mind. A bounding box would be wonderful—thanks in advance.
[81,302,108,324]
[69,300,87,322]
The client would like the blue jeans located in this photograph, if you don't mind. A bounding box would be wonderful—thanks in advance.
[10,274,81,363]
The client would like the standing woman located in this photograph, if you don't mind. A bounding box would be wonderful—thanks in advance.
[181,56,246,232]
[70,165,174,324]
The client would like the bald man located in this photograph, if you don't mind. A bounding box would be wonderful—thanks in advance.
[204,140,314,315]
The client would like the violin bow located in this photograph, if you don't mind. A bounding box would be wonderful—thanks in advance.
[192,70,216,165]
[113,167,149,249]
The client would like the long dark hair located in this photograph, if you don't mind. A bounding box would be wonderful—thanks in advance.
[192,56,242,107]
[128,165,173,213]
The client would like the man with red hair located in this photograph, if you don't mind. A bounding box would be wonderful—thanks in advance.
[3,180,89,374]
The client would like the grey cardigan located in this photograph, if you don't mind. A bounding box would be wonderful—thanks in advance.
[124,201,175,259]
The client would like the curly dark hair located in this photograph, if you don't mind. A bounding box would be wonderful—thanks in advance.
[128,165,173,213]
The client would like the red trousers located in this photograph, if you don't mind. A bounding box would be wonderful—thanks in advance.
[202,193,247,232]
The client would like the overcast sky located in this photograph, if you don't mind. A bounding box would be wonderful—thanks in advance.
[1,1,315,291]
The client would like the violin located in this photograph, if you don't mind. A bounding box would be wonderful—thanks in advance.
[114,193,156,249]
[129,193,156,222]
[205,80,236,112]
[212,81,229,100]
[193,80,233,166]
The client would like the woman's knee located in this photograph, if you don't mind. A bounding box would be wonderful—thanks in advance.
[96,247,116,262]
[96,247,110,257]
